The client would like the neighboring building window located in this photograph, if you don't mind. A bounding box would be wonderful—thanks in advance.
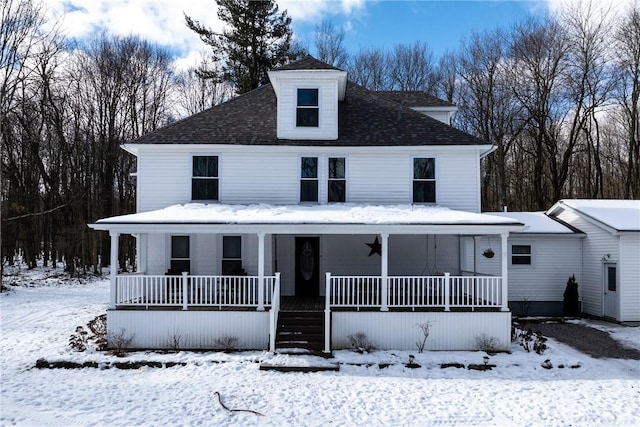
[192,156,218,200]
[300,157,318,202]
[413,158,436,203]
[222,236,242,275]
[512,245,532,265]
[170,236,190,273]
[328,157,346,202]
[296,88,319,127]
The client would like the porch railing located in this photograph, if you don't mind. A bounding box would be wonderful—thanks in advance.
[115,273,277,309]
[327,273,502,311]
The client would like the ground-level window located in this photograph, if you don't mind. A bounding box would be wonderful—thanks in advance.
[328,157,346,202]
[413,158,436,203]
[296,88,319,127]
[511,244,531,265]
[170,236,190,273]
[192,155,219,201]
[300,157,318,202]
[222,236,243,275]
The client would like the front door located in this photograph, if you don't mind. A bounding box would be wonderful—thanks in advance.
[603,263,618,319]
[295,237,320,297]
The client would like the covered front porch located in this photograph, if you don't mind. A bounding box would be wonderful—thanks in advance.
[91,203,524,352]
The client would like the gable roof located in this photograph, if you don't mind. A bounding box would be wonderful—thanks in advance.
[548,199,640,233]
[485,212,583,235]
[130,57,487,147]
[273,55,343,71]
[376,91,456,108]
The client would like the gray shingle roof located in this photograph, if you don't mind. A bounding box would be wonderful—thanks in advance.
[131,67,485,147]
[274,55,343,71]
[376,91,455,108]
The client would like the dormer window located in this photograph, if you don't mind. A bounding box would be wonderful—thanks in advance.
[296,89,319,127]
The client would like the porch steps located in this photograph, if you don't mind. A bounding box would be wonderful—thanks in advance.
[275,311,325,353]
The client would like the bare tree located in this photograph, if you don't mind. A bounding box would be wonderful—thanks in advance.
[387,41,439,93]
[613,3,640,199]
[347,47,388,90]
[458,28,523,211]
[174,55,233,116]
[313,19,349,68]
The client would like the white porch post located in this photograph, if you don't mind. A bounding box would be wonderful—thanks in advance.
[109,231,119,309]
[324,272,331,353]
[380,233,389,312]
[257,232,265,311]
[501,232,509,311]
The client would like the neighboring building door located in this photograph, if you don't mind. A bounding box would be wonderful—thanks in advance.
[295,237,320,297]
[603,263,618,319]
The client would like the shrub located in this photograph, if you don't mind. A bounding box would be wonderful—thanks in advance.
[69,326,89,352]
[415,322,432,353]
[108,329,134,356]
[563,275,580,316]
[213,335,239,351]
[514,328,547,355]
[475,334,501,353]
[347,332,375,353]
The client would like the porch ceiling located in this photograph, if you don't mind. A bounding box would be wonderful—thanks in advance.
[90,203,525,235]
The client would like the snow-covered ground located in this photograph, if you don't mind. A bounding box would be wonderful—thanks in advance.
[1,266,639,426]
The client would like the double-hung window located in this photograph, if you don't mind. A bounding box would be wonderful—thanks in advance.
[192,156,218,201]
[222,236,242,275]
[300,157,318,202]
[170,236,190,273]
[296,89,319,127]
[413,158,436,203]
[511,245,532,265]
[328,157,346,202]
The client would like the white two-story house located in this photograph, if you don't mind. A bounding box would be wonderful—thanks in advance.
[91,56,528,353]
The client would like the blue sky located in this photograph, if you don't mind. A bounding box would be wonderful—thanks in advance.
[48,0,625,69]
[294,1,547,57]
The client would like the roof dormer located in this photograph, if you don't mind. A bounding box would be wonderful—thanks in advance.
[268,56,347,140]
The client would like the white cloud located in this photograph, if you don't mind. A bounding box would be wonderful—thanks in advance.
[45,0,365,69]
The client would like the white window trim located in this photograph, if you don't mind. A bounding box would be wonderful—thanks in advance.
[295,88,320,128]
[222,235,243,275]
[299,155,320,203]
[411,156,438,204]
[327,156,347,203]
[168,234,191,273]
[191,154,221,202]
[510,242,534,268]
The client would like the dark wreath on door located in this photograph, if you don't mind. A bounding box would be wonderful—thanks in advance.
[295,237,319,297]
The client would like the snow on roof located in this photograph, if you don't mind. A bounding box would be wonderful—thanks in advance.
[555,199,640,232]
[485,212,578,234]
[97,203,524,226]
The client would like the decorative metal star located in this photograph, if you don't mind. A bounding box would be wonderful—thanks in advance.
[366,236,382,257]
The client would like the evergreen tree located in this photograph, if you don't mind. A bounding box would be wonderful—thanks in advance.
[185,0,295,94]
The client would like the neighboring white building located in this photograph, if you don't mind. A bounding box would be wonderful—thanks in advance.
[547,200,640,322]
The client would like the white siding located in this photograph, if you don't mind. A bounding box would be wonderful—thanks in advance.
[277,79,338,140]
[146,233,165,274]
[619,235,640,321]
[556,210,619,318]
[108,310,269,350]
[332,311,511,351]
[137,151,191,212]
[134,145,484,213]
[194,234,216,275]
[437,152,479,211]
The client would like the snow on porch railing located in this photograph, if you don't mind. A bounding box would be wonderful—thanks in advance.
[326,273,502,310]
[115,274,275,308]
